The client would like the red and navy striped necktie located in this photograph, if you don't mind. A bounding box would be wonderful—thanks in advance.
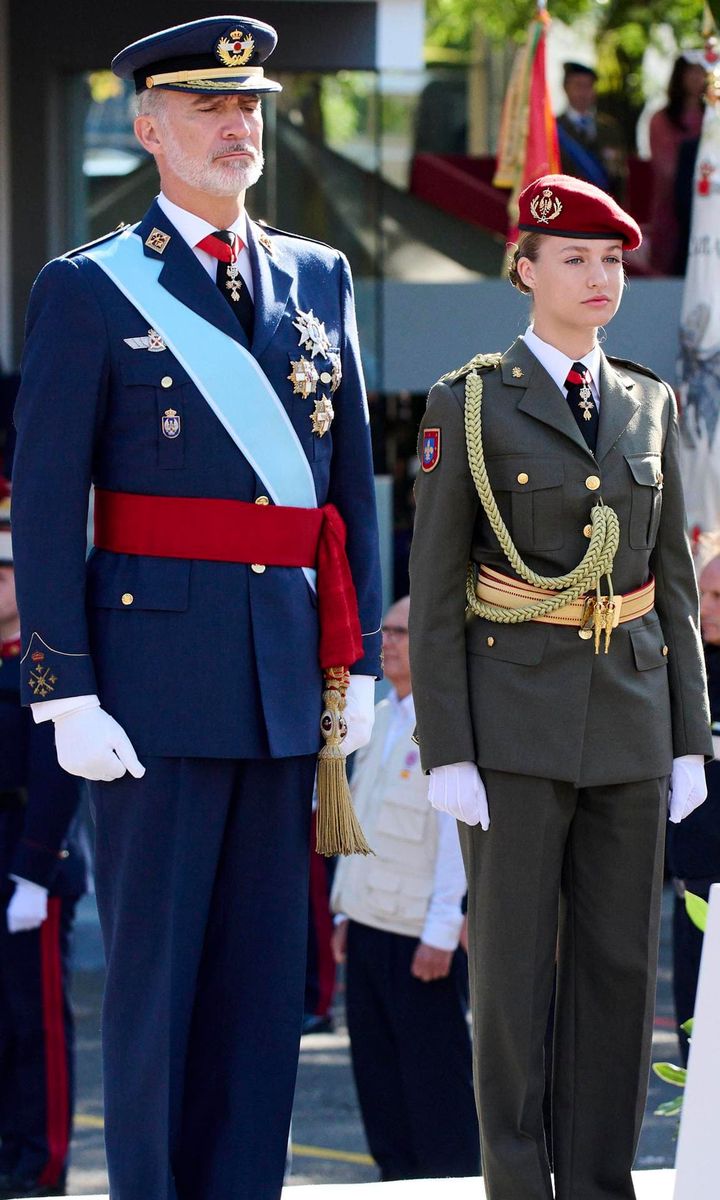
[565,362,598,452]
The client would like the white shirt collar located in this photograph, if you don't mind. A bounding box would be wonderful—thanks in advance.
[522,327,602,403]
[388,687,415,724]
[157,192,248,250]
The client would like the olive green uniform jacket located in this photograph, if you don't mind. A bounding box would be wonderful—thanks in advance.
[409,337,712,786]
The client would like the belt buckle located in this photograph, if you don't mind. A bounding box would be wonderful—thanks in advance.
[578,595,595,640]
[611,593,623,629]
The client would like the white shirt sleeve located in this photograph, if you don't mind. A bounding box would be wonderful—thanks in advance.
[421,809,467,950]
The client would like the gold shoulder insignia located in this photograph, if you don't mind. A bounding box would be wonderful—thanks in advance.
[439,352,502,385]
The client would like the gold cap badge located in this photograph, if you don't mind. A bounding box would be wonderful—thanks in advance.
[529,188,563,225]
[215,28,255,67]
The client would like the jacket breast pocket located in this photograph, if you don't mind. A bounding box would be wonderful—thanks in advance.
[485,456,564,551]
[119,357,189,469]
[625,453,663,549]
[86,553,191,612]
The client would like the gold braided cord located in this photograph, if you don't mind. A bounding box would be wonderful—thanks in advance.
[463,368,620,623]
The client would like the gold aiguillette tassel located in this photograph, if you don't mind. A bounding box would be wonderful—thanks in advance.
[316,666,373,857]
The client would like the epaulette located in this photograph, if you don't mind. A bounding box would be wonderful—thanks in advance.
[606,356,664,384]
[62,223,131,259]
[254,219,335,253]
[439,352,502,385]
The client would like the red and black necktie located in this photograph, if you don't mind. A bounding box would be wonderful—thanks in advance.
[565,362,598,452]
[196,229,255,342]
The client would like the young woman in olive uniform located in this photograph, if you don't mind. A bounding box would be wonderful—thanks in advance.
[409,175,711,1200]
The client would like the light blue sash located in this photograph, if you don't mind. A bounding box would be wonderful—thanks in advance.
[85,226,318,588]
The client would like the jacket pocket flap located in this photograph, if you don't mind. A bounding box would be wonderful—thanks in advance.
[466,616,549,664]
[625,453,662,487]
[87,554,191,612]
[120,357,191,388]
[629,621,668,670]
[486,456,564,492]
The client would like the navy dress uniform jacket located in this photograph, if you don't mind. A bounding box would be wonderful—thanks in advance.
[11,199,383,754]
[0,649,85,896]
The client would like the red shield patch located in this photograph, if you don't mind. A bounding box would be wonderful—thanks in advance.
[421,427,441,472]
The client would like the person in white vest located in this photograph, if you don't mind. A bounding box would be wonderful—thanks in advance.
[331,596,479,1181]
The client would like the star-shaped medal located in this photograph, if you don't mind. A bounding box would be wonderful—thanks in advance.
[293,308,331,358]
[288,357,319,399]
[310,396,335,437]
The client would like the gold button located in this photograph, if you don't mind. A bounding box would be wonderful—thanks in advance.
[320,372,332,384]
[251,564,266,574]
[583,524,593,538]
[585,475,601,491]
[255,495,270,505]
[121,593,134,606]
[487,636,495,647]
[517,472,529,485]
[662,645,669,657]
[161,376,173,389]
[578,628,594,640]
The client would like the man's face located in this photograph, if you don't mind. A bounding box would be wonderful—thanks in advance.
[700,557,720,645]
[136,90,264,197]
[564,73,596,114]
[0,567,18,628]
[381,598,410,689]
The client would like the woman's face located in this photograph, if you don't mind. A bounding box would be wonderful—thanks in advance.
[517,236,624,343]
[682,63,707,103]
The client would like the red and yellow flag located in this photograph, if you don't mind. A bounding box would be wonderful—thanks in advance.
[494,2,561,244]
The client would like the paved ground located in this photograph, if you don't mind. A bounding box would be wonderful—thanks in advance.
[64,884,685,1194]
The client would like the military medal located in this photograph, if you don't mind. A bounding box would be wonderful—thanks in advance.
[293,308,331,358]
[288,357,319,398]
[226,263,243,302]
[328,352,342,393]
[578,372,594,421]
[124,328,167,352]
[310,396,334,437]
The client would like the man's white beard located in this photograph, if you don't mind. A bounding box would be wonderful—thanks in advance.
[161,127,264,196]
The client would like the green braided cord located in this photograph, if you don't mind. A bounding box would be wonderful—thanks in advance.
[463,368,620,624]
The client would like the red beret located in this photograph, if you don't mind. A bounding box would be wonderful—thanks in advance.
[518,174,641,251]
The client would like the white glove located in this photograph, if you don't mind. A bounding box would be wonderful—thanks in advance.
[7,878,48,934]
[669,754,707,824]
[342,675,376,756]
[429,761,490,829]
[53,706,146,782]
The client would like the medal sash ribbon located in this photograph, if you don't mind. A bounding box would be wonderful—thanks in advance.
[94,489,362,669]
[83,227,319,590]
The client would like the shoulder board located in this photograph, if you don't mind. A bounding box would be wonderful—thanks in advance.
[254,219,336,253]
[439,352,502,385]
[62,224,130,259]
[606,356,664,384]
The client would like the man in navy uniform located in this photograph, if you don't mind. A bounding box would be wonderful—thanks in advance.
[11,15,382,1200]
[0,484,86,1199]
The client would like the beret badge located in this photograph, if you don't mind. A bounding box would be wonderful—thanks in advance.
[215,28,255,67]
[529,188,563,225]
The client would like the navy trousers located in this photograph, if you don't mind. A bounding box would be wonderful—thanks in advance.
[91,755,316,1200]
[0,895,77,1190]
[345,921,479,1181]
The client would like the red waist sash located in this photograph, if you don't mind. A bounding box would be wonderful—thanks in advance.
[93,488,363,669]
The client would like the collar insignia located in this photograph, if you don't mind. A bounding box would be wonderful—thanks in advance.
[145,228,171,253]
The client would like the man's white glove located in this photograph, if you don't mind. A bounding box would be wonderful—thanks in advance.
[342,675,375,756]
[429,761,490,829]
[669,754,707,824]
[54,706,146,782]
[7,879,48,934]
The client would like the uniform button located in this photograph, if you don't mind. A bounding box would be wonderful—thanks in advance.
[251,564,266,574]
[662,645,669,657]
[487,636,495,647]
[255,495,270,505]
[583,524,593,538]
[320,372,332,384]
[161,376,173,389]
[585,475,601,491]
[121,593,134,606]
[517,472,529,485]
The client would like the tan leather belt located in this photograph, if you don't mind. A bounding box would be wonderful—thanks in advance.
[475,564,655,635]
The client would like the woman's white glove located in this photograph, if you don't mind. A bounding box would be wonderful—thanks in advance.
[53,706,146,782]
[342,675,375,756]
[429,761,490,829]
[669,754,707,823]
[7,879,48,933]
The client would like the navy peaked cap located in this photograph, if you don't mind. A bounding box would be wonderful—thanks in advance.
[111,15,281,95]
